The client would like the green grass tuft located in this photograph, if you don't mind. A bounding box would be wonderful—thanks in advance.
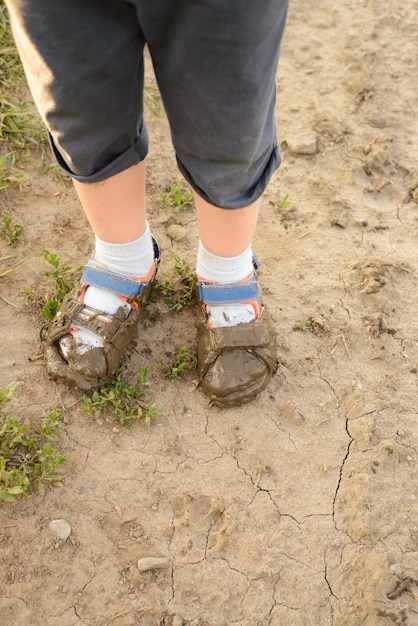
[42,250,81,320]
[158,346,197,380]
[160,182,194,213]
[82,368,160,428]
[156,255,197,312]
[0,382,66,501]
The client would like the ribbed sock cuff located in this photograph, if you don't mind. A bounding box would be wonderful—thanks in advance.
[94,222,154,276]
[196,241,254,284]
[95,222,151,258]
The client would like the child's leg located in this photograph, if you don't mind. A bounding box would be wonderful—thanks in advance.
[73,161,147,243]
[60,161,155,359]
[144,0,289,405]
[5,0,158,389]
[194,196,260,259]
[195,196,261,328]
[194,192,278,407]
[194,183,277,409]
[46,162,158,388]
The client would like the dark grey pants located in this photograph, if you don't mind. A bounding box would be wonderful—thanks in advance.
[6,0,288,208]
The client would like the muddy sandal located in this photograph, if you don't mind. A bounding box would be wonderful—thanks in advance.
[42,238,160,391]
[196,257,277,408]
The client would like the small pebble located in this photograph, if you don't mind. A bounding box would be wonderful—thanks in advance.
[137,556,170,572]
[354,217,369,228]
[352,165,371,188]
[49,518,72,541]
[172,617,184,626]
[331,211,349,228]
[286,132,318,155]
[391,564,403,578]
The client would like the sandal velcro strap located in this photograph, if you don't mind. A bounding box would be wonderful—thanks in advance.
[81,237,161,299]
[198,274,261,306]
[82,263,150,298]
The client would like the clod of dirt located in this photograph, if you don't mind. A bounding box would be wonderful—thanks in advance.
[285,131,318,155]
[331,210,349,228]
[48,518,72,541]
[348,259,408,294]
[137,556,170,571]
[363,312,384,337]
[166,224,187,241]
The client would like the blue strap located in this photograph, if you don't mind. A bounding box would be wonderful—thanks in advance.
[81,265,149,298]
[80,237,161,298]
[198,274,260,305]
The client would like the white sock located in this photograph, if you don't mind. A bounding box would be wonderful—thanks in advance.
[196,241,258,328]
[94,222,154,276]
[60,224,154,355]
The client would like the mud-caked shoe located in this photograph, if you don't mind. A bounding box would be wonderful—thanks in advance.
[42,239,160,391]
[196,258,277,408]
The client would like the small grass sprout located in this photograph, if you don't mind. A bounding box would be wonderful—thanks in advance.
[144,83,163,116]
[156,255,197,312]
[0,255,24,279]
[42,249,81,320]
[0,8,49,186]
[0,381,19,408]
[281,193,290,209]
[293,318,309,332]
[0,99,38,149]
[161,182,194,212]
[0,5,25,89]
[2,214,24,246]
[158,346,197,380]
[0,382,66,501]
[0,152,27,191]
[82,368,159,428]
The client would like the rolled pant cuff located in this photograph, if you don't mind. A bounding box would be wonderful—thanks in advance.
[48,133,149,184]
[176,144,281,210]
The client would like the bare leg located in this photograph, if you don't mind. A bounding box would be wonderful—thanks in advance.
[73,161,147,243]
[194,193,277,407]
[194,193,262,328]
[58,159,155,375]
[194,194,260,257]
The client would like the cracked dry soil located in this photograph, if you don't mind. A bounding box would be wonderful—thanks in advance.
[1,0,418,624]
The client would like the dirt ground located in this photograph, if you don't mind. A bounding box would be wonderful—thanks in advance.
[1,0,418,624]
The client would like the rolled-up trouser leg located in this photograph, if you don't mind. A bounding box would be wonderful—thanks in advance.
[140,0,289,208]
[5,0,149,181]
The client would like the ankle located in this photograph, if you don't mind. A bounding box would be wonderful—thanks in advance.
[196,241,254,285]
[95,222,154,278]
